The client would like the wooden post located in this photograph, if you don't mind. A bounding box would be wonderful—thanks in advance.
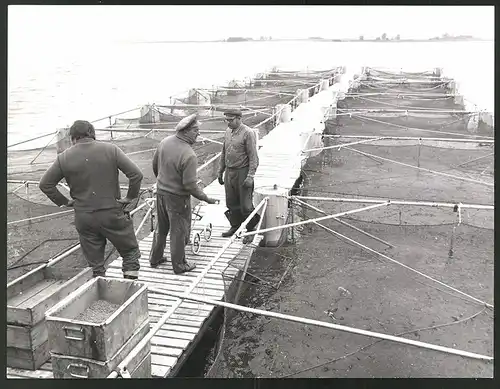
[55,128,71,154]
[454,95,464,106]
[466,113,479,133]
[276,104,291,123]
[254,185,289,247]
[479,112,494,130]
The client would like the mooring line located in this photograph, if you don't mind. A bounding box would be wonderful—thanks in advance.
[152,290,493,362]
[344,147,494,188]
[279,306,488,378]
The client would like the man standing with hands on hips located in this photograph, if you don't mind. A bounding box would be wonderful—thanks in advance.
[218,108,260,244]
[39,120,143,280]
[149,113,218,274]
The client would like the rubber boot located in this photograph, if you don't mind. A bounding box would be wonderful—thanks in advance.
[243,213,261,244]
[245,213,261,232]
[222,209,241,237]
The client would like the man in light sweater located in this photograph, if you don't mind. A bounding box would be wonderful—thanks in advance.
[149,114,217,274]
[39,120,143,279]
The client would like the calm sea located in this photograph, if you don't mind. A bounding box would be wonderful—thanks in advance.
[8,40,494,150]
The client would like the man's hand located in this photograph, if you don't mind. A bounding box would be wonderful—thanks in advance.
[117,197,136,212]
[117,197,134,205]
[218,171,224,185]
[242,176,254,189]
[206,197,219,205]
[60,199,74,208]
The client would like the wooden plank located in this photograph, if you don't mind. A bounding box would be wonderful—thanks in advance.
[7,320,47,350]
[152,364,170,378]
[115,254,240,265]
[7,268,93,326]
[28,268,94,325]
[6,266,46,301]
[156,329,197,340]
[130,267,226,286]
[106,267,225,289]
[155,324,202,334]
[7,279,57,307]
[148,296,215,311]
[7,340,50,370]
[151,354,178,368]
[111,256,238,268]
[158,306,213,318]
[148,284,224,299]
[149,291,224,303]
[17,279,66,309]
[6,367,53,379]
[148,306,212,320]
[150,317,202,328]
[149,311,205,324]
[152,336,190,349]
[151,345,184,357]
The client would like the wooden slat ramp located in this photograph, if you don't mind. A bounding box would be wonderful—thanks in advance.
[7,69,356,379]
[105,185,259,378]
[7,188,258,379]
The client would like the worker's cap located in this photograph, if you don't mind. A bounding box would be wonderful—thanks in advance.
[69,120,95,139]
[224,108,242,118]
[175,113,201,132]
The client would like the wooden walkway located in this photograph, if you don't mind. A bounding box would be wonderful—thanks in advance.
[6,70,354,379]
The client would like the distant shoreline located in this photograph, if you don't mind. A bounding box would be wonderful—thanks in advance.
[132,38,492,44]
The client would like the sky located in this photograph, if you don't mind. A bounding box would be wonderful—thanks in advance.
[8,5,494,44]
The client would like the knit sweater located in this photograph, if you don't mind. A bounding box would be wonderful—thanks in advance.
[152,134,198,197]
[39,138,143,212]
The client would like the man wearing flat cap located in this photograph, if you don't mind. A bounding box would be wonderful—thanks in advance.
[39,120,143,279]
[150,113,217,274]
[218,108,260,242]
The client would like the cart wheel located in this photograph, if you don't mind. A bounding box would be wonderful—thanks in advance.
[204,223,213,241]
[192,232,201,255]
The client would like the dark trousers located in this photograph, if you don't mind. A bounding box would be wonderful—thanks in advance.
[74,207,141,277]
[149,192,192,272]
[224,166,255,226]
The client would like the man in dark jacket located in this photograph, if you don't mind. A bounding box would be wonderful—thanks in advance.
[39,120,143,279]
[150,113,218,274]
[218,108,260,243]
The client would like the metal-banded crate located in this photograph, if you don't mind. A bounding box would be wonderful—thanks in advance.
[45,277,148,362]
[51,318,151,379]
[7,266,93,370]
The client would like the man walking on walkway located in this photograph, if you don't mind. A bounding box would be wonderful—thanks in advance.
[39,120,143,279]
[218,108,260,243]
[150,113,218,274]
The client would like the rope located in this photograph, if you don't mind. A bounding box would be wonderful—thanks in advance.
[279,307,488,378]
[361,80,449,92]
[8,131,58,149]
[352,114,492,139]
[358,81,446,93]
[354,95,460,111]
[344,146,493,187]
[7,209,74,226]
[7,238,79,271]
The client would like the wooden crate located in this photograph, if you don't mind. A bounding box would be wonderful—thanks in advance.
[51,318,150,379]
[6,341,49,371]
[7,266,93,326]
[6,266,93,370]
[46,277,149,361]
[7,319,47,350]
